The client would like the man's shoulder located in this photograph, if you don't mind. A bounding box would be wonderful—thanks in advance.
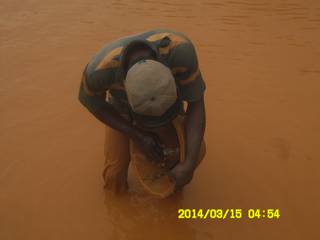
[83,28,196,92]
[85,29,162,75]
[166,36,198,80]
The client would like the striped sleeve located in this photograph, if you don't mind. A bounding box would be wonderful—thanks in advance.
[83,68,115,95]
[168,42,206,102]
[78,82,107,113]
[78,67,114,113]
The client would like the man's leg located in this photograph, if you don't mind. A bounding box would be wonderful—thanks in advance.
[103,126,130,193]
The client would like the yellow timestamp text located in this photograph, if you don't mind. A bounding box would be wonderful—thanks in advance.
[177,209,280,220]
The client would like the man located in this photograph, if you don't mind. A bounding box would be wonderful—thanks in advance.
[78,29,206,194]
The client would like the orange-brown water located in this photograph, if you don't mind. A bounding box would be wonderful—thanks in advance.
[1,0,320,239]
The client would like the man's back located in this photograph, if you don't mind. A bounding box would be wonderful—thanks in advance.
[80,28,205,114]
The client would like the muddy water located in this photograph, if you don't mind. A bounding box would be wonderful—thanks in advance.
[1,0,320,239]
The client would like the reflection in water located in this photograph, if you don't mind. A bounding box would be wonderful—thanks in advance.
[104,190,198,240]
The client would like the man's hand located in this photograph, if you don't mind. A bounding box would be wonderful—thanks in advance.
[133,130,164,163]
[91,103,164,163]
[169,162,194,191]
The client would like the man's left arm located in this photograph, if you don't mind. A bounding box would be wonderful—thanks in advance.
[170,96,206,190]
[168,38,206,190]
[185,96,206,169]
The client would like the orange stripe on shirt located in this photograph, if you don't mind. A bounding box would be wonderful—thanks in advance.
[147,33,188,55]
[95,47,122,71]
[171,67,188,75]
[178,68,200,86]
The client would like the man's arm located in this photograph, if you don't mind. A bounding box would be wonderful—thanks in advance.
[166,37,206,190]
[78,82,163,161]
[184,96,206,169]
[170,96,206,189]
[94,103,139,139]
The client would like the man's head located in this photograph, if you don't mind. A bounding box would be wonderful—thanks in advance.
[120,40,181,128]
[121,41,157,74]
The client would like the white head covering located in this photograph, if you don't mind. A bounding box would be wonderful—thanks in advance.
[124,59,177,117]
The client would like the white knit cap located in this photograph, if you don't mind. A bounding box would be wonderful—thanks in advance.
[124,59,177,117]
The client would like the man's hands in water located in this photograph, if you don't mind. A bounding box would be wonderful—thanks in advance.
[169,162,194,191]
[133,130,163,163]
[132,128,197,192]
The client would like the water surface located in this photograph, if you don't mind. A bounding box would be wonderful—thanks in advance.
[1,0,319,239]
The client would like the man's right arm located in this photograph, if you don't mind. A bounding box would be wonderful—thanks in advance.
[78,80,138,137]
[78,81,163,161]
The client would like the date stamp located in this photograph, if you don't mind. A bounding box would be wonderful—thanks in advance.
[178,209,281,220]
